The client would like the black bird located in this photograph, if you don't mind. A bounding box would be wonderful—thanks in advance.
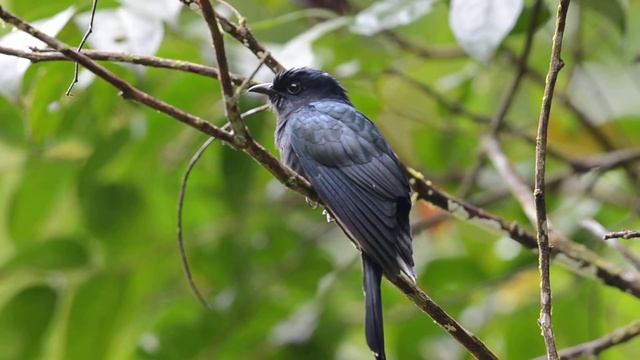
[249,68,415,359]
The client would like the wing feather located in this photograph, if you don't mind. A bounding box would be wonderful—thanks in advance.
[288,102,414,279]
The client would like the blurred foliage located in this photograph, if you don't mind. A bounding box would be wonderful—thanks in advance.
[1,0,640,359]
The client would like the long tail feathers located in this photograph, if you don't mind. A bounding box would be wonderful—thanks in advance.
[362,254,386,360]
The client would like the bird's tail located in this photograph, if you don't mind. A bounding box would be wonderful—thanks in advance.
[362,254,386,360]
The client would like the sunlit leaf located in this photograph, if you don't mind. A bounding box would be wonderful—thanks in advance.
[0,286,57,360]
[63,273,128,360]
[581,0,626,35]
[0,7,75,100]
[568,62,640,123]
[449,0,524,62]
[350,0,436,36]
[2,238,88,272]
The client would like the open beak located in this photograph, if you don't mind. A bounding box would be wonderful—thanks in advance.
[247,83,275,96]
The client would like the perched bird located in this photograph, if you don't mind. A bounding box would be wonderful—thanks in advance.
[249,68,415,360]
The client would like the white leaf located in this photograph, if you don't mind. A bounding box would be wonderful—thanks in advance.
[0,7,75,100]
[119,0,182,25]
[75,7,163,56]
[568,62,640,123]
[351,0,436,36]
[231,18,348,82]
[449,0,523,62]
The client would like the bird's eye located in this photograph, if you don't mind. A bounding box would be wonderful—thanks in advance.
[287,82,302,95]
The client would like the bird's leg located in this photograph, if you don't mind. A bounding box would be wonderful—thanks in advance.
[305,197,319,209]
[322,209,334,223]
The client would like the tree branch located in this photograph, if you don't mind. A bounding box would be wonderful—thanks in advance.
[534,320,640,360]
[605,231,640,241]
[533,1,571,358]
[198,0,248,144]
[0,46,251,85]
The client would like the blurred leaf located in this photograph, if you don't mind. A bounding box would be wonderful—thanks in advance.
[0,286,57,360]
[581,0,626,35]
[449,0,524,62]
[2,238,88,272]
[8,158,75,247]
[568,62,640,123]
[510,1,551,35]
[0,7,75,100]
[74,6,164,77]
[350,0,436,36]
[64,273,128,360]
[79,181,144,239]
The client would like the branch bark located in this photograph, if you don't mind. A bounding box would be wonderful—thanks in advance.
[534,320,640,360]
[533,1,571,358]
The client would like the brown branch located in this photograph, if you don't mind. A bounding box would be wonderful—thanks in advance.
[66,0,98,95]
[0,46,252,86]
[392,275,498,360]
[198,0,248,144]
[214,11,285,73]
[406,167,640,299]
[534,320,640,360]
[605,231,640,241]
[533,1,571,358]
[581,220,640,272]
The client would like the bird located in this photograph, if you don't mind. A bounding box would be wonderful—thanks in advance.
[248,68,415,360]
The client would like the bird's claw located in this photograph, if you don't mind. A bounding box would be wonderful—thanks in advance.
[322,209,334,223]
[305,197,319,209]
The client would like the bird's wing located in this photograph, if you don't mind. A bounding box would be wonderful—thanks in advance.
[288,101,414,279]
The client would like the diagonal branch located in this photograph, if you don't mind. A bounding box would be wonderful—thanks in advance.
[534,320,640,360]
[533,1,571,358]
[0,46,251,85]
[197,0,248,145]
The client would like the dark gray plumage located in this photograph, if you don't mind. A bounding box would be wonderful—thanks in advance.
[249,68,415,360]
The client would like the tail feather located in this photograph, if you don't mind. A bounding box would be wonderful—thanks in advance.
[362,254,386,360]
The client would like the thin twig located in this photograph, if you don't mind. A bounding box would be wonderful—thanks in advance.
[392,275,499,360]
[198,0,248,145]
[177,104,270,309]
[0,46,252,86]
[534,320,640,360]
[66,0,98,96]
[605,230,640,241]
[177,135,220,309]
[533,1,571,358]
[581,220,640,272]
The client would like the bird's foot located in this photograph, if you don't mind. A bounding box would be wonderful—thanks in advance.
[305,197,319,209]
[322,209,334,223]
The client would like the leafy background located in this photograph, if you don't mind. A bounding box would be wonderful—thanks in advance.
[0,0,639,359]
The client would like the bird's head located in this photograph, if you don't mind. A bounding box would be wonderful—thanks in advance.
[248,67,350,115]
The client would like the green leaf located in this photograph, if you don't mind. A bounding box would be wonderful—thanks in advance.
[63,273,128,360]
[510,2,551,35]
[0,286,57,360]
[2,238,89,272]
[581,0,626,35]
[8,157,75,247]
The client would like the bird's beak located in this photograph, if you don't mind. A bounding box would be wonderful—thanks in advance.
[247,83,275,96]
